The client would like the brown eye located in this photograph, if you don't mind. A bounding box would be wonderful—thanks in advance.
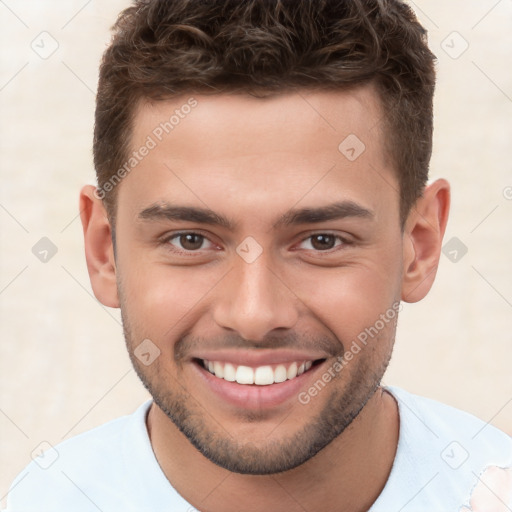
[297,234,346,252]
[310,234,337,250]
[166,232,213,252]
[178,233,205,250]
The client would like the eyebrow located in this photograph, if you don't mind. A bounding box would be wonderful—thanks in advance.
[138,204,235,229]
[138,200,374,230]
[274,201,374,228]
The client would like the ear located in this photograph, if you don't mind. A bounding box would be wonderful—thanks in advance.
[401,179,450,303]
[79,185,119,308]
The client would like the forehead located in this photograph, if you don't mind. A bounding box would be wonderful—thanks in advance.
[132,84,384,156]
[119,85,398,225]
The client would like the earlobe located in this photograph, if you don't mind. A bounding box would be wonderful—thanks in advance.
[401,179,450,303]
[79,185,120,308]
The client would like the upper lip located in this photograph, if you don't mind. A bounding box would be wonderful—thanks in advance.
[190,349,328,367]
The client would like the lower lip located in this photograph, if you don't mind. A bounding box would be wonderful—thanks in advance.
[192,360,325,410]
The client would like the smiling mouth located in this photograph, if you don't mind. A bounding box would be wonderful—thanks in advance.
[197,358,325,386]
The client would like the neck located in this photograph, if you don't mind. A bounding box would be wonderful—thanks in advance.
[147,387,399,512]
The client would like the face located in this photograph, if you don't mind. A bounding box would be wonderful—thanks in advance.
[113,86,404,474]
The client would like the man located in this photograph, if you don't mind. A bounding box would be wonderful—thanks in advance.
[5,0,511,511]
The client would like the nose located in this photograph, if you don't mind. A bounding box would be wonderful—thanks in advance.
[212,255,300,342]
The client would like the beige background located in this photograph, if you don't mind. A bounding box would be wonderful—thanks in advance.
[1,0,511,503]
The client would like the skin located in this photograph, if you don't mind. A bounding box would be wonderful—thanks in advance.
[80,84,450,512]
[460,466,512,512]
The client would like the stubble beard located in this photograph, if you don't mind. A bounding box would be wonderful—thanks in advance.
[119,297,395,475]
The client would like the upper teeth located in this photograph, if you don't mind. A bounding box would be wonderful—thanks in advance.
[203,360,313,385]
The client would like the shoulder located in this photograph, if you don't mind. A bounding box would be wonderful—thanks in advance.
[388,385,512,458]
[370,386,512,512]
[4,401,152,512]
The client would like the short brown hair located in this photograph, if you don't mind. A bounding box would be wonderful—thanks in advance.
[94,0,436,224]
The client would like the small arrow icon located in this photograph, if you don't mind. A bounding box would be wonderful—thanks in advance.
[134,339,161,366]
[442,237,467,263]
[441,441,469,469]
[31,31,59,60]
[441,32,469,59]
[31,441,59,469]
[32,237,58,263]
[236,236,263,263]
[338,134,365,161]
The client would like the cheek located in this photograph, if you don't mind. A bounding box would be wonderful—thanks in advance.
[282,258,401,345]
[118,259,223,341]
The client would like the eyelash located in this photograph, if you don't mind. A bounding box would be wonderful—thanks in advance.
[161,231,351,255]
[162,232,218,254]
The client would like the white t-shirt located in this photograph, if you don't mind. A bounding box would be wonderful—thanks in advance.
[4,386,512,512]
